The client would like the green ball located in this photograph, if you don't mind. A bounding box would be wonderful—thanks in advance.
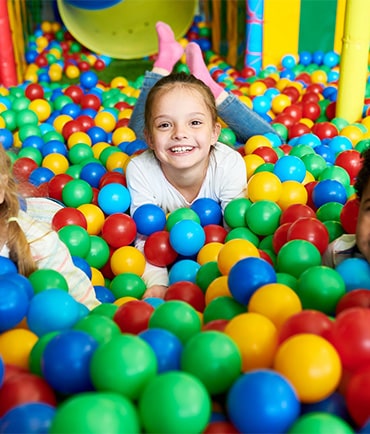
[253,162,275,174]
[166,207,200,231]
[110,273,146,299]
[99,146,121,166]
[73,314,121,345]
[195,261,222,293]
[49,392,140,434]
[175,63,190,74]
[289,144,315,159]
[0,109,17,131]
[16,108,39,127]
[58,224,91,258]
[138,371,211,434]
[66,164,83,179]
[149,300,201,344]
[181,331,242,395]
[218,127,236,147]
[84,235,110,269]
[90,334,157,400]
[68,143,94,165]
[53,94,73,111]
[316,202,343,223]
[301,153,327,179]
[276,239,322,278]
[225,227,260,246]
[18,147,43,165]
[245,200,282,236]
[272,123,288,141]
[323,220,344,242]
[29,331,59,375]
[331,117,349,132]
[61,179,94,208]
[276,272,298,291]
[318,165,350,187]
[296,265,346,315]
[288,412,354,434]
[258,234,274,252]
[18,125,41,142]
[203,296,246,324]
[223,197,252,228]
[42,130,64,142]
[12,96,30,112]
[28,269,69,294]
[355,138,370,153]
[90,302,118,319]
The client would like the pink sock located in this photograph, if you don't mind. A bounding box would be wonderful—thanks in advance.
[185,42,224,99]
[153,21,184,72]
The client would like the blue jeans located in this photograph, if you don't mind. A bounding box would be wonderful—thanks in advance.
[129,71,276,144]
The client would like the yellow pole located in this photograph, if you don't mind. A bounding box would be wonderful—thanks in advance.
[336,0,370,123]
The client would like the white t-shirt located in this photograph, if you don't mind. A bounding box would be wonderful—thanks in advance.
[126,141,247,216]
[125,142,247,288]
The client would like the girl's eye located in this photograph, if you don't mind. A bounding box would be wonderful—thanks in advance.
[158,122,170,129]
[191,120,202,126]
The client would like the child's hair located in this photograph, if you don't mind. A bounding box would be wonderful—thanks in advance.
[144,72,218,137]
[354,149,370,200]
[0,145,37,276]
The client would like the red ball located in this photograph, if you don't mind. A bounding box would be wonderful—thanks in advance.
[258,249,274,266]
[99,171,127,188]
[113,300,154,334]
[80,93,101,111]
[288,122,311,139]
[101,213,137,248]
[325,101,337,120]
[335,149,362,183]
[204,421,239,434]
[336,289,370,315]
[203,224,228,243]
[346,365,370,427]
[12,158,39,182]
[94,59,106,71]
[144,230,178,267]
[301,102,321,121]
[62,119,83,139]
[252,146,279,163]
[116,118,131,128]
[25,83,44,100]
[164,281,205,312]
[0,371,57,417]
[64,85,84,103]
[326,307,370,372]
[272,222,291,254]
[278,309,333,344]
[340,198,360,234]
[272,114,295,129]
[48,173,73,202]
[304,181,319,210]
[75,115,95,132]
[311,122,338,140]
[241,66,256,78]
[280,203,316,225]
[287,216,329,254]
[281,87,301,104]
[305,83,324,95]
[301,92,320,105]
[51,207,88,231]
[283,104,303,122]
[202,319,229,332]
[279,144,292,155]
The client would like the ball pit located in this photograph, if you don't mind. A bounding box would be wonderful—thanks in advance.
[1,8,370,433]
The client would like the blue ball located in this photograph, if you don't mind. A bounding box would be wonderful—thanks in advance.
[5,272,34,299]
[314,144,336,164]
[80,162,107,188]
[80,71,99,89]
[94,285,116,303]
[312,179,347,208]
[169,220,206,257]
[29,167,55,186]
[328,136,353,155]
[0,256,18,275]
[0,356,4,387]
[97,182,131,214]
[42,330,98,394]
[252,95,271,115]
[139,328,183,373]
[41,139,68,157]
[335,258,370,291]
[0,403,56,434]
[133,203,166,236]
[273,155,306,182]
[294,133,321,148]
[22,135,44,150]
[0,278,29,332]
[313,50,325,65]
[61,102,82,118]
[27,289,81,336]
[168,259,201,285]
[301,392,351,423]
[87,126,108,144]
[125,139,148,155]
[143,297,166,309]
[190,198,223,226]
[72,255,92,279]
[227,370,300,433]
[299,51,312,66]
[228,257,277,304]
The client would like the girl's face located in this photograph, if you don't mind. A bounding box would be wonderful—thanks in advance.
[145,86,220,174]
[356,180,370,262]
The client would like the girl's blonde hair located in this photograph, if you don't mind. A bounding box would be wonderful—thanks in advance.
[144,72,218,137]
[0,145,37,276]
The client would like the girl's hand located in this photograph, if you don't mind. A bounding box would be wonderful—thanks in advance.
[142,285,168,299]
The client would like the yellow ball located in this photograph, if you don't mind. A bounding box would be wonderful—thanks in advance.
[48,64,63,82]
[225,312,278,372]
[114,296,138,306]
[243,154,265,179]
[92,142,111,159]
[205,275,231,304]
[274,334,342,403]
[106,151,130,172]
[29,99,52,122]
[77,203,106,235]
[90,267,105,286]
[311,69,328,85]
[42,153,69,175]
[271,94,291,114]
[248,81,267,97]
[247,171,282,203]
[0,117,5,128]
[248,283,302,330]
[94,110,117,133]
[302,170,315,184]
[244,135,272,154]
[0,329,38,369]
[67,131,92,148]
[65,65,80,80]
[112,126,136,145]
[197,242,224,265]
[110,246,146,276]
[276,180,308,211]
[217,239,260,275]
[117,108,133,120]
[339,125,364,145]
[111,76,129,88]
[53,114,73,134]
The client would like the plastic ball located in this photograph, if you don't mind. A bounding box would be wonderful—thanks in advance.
[169,219,206,257]
[165,281,205,312]
[0,329,38,369]
[101,213,137,248]
[280,203,316,224]
[113,300,154,334]
[245,200,282,236]
[58,224,91,258]
[90,334,157,399]
[29,167,55,187]
[203,224,228,243]
[340,198,360,234]
[138,371,211,434]
[335,289,370,315]
[336,257,370,291]
[273,155,306,182]
[80,162,107,188]
[247,171,282,202]
[190,198,223,226]
[226,370,300,434]
[110,246,146,276]
[165,207,200,231]
[51,207,87,231]
[77,203,105,235]
[97,183,131,214]
[0,278,29,332]
[223,197,252,228]
[139,328,183,373]
[287,216,329,254]
[217,238,260,275]
[132,204,166,236]
[288,413,353,434]
[62,179,93,207]
[273,334,342,403]
[28,269,69,294]
[276,180,308,211]
[49,392,139,434]
[27,289,80,337]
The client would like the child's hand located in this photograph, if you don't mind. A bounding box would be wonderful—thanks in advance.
[142,285,168,299]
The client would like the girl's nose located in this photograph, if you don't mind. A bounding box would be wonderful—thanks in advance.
[172,124,188,139]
